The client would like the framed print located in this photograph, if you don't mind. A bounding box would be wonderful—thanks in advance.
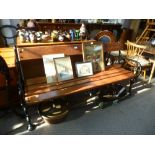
[54,56,74,82]
[82,41,105,73]
[42,54,64,83]
[75,62,93,77]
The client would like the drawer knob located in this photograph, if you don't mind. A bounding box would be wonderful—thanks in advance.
[19,49,24,53]
[74,46,78,49]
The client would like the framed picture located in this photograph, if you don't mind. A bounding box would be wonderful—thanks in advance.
[82,41,105,73]
[42,54,64,83]
[75,62,93,78]
[54,56,74,82]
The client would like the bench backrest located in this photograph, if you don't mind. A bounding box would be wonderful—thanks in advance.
[17,44,83,80]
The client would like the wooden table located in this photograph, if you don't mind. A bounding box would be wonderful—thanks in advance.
[0,47,15,68]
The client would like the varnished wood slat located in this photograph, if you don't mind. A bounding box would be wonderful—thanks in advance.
[25,70,133,97]
[16,42,135,105]
[26,64,123,86]
[25,66,135,104]
[25,66,130,93]
[26,76,47,86]
[25,71,134,104]
[25,65,125,90]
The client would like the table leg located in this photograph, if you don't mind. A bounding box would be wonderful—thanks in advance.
[149,61,155,83]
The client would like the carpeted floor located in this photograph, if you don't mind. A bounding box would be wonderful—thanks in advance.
[0,79,155,135]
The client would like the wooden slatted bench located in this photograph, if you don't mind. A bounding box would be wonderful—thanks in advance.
[14,41,136,131]
[25,64,135,104]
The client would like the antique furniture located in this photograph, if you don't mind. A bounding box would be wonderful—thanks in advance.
[126,40,151,79]
[82,42,105,72]
[54,56,74,82]
[95,30,124,65]
[75,62,93,77]
[96,30,116,43]
[15,41,136,131]
[0,47,17,108]
[15,40,93,130]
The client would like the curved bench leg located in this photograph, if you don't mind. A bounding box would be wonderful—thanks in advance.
[129,78,135,96]
[20,97,36,131]
[19,88,36,131]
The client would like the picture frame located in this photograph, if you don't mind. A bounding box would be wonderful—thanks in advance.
[54,56,74,82]
[82,41,105,73]
[42,53,65,84]
[75,61,93,78]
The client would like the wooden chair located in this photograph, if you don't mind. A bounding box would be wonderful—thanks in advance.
[126,40,151,79]
[95,30,124,65]
[96,30,116,43]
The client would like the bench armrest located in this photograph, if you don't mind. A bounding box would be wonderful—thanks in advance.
[122,58,142,78]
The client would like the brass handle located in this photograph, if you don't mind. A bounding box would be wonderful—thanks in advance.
[74,46,78,49]
[19,48,24,53]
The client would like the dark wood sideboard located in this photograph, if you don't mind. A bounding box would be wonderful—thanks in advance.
[36,22,122,39]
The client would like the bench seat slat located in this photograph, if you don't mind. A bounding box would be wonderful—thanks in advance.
[25,65,135,104]
[25,64,123,86]
[25,64,126,88]
[25,69,131,94]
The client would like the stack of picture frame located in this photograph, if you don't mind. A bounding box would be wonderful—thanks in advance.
[75,61,93,78]
[54,56,74,82]
[82,41,105,73]
[43,54,74,83]
[42,41,105,84]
